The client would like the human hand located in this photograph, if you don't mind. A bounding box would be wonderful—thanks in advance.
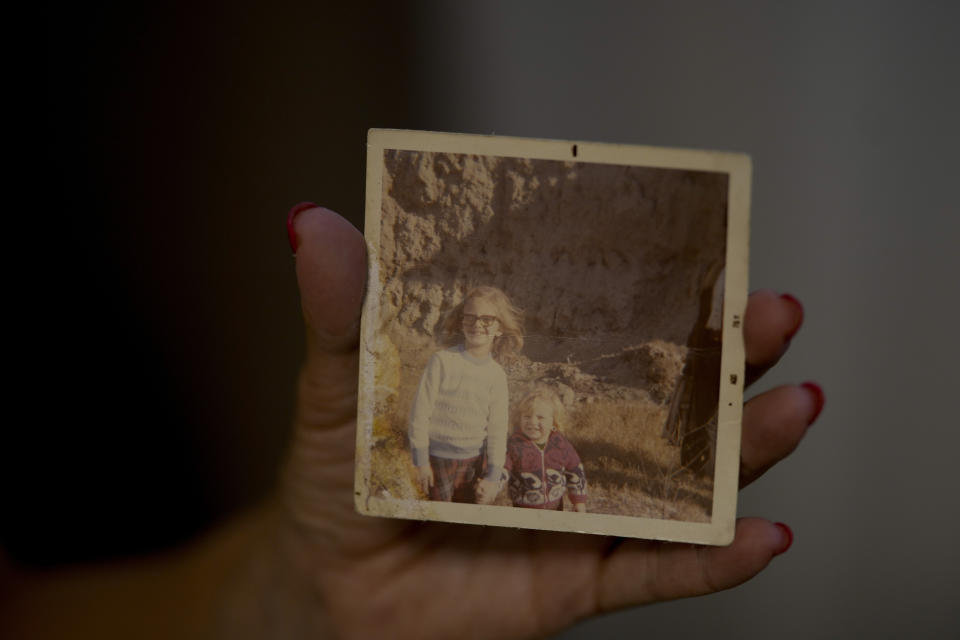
[415,464,435,495]
[220,204,822,639]
[474,478,499,505]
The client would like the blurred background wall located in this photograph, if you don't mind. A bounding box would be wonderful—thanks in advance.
[36,2,426,563]
[35,1,959,637]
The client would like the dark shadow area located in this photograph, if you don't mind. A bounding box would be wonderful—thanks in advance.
[25,2,424,566]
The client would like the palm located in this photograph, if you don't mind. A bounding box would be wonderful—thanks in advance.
[279,207,817,639]
[287,406,604,638]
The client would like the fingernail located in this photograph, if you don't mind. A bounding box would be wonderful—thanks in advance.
[773,522,794,555]
[780,293,804,339]
[801,381,825,424]
[286,202,319,254]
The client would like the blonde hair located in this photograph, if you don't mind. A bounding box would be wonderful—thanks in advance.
[514,387,567,433]
[441,285,524,362]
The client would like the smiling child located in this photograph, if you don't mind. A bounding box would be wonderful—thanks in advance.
[408,286,523,503]
[501,388,587,511]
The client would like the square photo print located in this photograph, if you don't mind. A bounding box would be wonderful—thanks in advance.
[355,130,750,545]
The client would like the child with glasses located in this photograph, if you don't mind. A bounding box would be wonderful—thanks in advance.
[408,285,523,504]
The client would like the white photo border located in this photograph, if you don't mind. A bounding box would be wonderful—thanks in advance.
[355,129,750,545]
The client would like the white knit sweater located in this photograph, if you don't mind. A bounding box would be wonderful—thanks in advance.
[408,345,509,480]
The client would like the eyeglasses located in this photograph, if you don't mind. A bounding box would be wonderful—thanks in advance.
[462,314,499,329]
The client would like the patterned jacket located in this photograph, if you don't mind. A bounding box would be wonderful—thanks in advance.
[505,431,587,510]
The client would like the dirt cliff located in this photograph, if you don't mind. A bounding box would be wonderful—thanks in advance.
[377,149,726,398]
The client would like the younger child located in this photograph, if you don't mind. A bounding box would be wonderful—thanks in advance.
[500,388,587,511]
[408,285,523,504]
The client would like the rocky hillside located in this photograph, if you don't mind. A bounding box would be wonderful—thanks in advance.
[374,149,726,404]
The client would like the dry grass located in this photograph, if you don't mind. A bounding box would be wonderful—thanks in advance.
[366,337,713,522]
[367,353,432,501]
[566,398,712,521]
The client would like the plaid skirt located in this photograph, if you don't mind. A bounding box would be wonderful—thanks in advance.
[429,453,485,503]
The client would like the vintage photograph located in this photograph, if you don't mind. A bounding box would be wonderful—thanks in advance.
[356,130,750,544]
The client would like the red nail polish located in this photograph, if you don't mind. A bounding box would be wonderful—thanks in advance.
[773,522,794,555]
[286,202,318,254]
[801,381,825,424]
[780,293,804,339]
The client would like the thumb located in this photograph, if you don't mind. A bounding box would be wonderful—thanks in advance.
[287,205,367,432]
[289,204,367,355]
[287,203,367,429]
[281,204,368,534]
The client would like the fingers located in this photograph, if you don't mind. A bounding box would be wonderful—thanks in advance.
[739,382,824,487]
[474,480,495,504]
[596,518,792,611]
[743,290,804,386]
[417,466,434,494]
[594,291,813,610]
[738,291,820,486]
